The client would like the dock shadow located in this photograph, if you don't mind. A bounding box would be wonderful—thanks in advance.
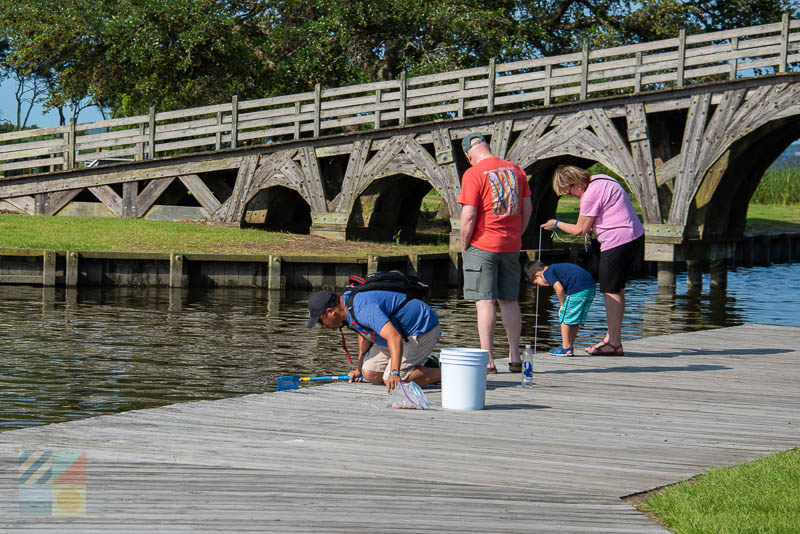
[484,403,552,410]
[627,348,794,358]
[486,380,532,389]
[536,364,731,375]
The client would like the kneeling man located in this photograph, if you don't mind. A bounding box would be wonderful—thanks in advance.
[307,289,441,393]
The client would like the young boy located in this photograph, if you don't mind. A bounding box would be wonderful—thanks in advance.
[525,261,595,356]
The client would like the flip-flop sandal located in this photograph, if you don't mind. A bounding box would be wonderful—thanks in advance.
[508,362,522,373]
[486,366,498,374]
[585,342,624,356]
[583,340,608,355]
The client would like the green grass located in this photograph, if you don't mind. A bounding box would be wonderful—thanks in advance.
[744,203,800,233]
[638,448,800,534]
[421,188,443,212]
[0,214,448,256]
[1,172,797,256]
[555,196,582,220]
[0,214,280,253]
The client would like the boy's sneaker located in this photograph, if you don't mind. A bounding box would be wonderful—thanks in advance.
[550,346,574,356]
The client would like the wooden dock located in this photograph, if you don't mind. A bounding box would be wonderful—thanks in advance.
[1,324,798,532]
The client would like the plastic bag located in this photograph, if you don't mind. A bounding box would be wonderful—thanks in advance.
[386,381,430,410]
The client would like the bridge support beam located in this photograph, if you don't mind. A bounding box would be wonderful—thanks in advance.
[309,212,348,241]
[449,218,461,252]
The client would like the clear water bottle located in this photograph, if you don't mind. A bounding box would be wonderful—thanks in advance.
[521,344,534,388]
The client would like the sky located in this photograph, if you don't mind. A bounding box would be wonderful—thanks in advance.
[0,78,104,129]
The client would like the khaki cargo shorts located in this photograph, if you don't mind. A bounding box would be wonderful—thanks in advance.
[462,246,522,301]
[362,324,441,381]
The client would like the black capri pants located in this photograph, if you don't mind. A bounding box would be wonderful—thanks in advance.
[597,235,644,294]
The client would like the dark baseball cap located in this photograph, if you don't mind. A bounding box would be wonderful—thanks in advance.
[307,290,338,328]
[461,133,486,153]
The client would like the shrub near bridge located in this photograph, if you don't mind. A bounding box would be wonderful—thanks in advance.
[751,166,800,206]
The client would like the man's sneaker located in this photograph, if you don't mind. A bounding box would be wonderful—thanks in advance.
[549,346,574,356]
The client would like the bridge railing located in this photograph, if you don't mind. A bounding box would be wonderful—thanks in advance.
[1,16,798,178]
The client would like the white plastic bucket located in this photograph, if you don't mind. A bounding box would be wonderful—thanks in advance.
[439,348,490,410]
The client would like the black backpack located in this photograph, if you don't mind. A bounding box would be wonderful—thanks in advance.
[344,271,430,340]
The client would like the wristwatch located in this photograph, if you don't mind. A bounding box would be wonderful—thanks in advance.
[390,369,400,377]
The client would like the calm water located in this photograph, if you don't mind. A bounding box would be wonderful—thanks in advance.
[1,263,798,430]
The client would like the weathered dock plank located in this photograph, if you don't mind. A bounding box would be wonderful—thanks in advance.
[0,324,798,532]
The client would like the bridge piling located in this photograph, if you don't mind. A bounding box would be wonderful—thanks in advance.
[268,255,282,290]
[710,259,728,290]
[169,254,184,288]
[66,251,79,287]
[657,262,677,292]
[42,251,57,287]
[686,260,704,291]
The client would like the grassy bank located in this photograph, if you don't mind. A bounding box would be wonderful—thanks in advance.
[744,203,800,233]
[637,448,800,533]
[0,186,797,256]
[0,214,449,256]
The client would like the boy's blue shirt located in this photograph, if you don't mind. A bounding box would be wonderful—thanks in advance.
[543,263,595,295]
[342,290,438,346]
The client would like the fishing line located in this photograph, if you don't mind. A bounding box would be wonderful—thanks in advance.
[533,225,542,354]
[552,229,590,251]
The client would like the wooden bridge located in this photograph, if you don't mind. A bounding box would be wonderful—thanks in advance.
[1,16,799,286]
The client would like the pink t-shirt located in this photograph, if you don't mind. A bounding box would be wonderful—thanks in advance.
[579,175,644,251]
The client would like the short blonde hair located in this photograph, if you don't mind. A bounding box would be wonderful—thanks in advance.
[552,165,590,196]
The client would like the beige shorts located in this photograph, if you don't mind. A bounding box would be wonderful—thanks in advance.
[362,325,441,381]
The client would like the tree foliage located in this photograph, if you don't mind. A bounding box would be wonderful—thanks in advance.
[0,0,795,124]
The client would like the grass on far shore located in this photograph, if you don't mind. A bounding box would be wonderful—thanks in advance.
[0,190,797,256]
[635,448,800,534]
[0,213,449,257]
[743,203,800,233]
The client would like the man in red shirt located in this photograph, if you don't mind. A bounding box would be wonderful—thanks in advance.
[458,133,532,373]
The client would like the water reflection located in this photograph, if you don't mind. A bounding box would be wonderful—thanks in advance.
[1,263,797,430]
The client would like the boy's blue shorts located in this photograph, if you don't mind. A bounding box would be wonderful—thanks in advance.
[559,287,595,326]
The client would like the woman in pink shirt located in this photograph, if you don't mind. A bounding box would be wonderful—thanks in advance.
[541,165,644,356]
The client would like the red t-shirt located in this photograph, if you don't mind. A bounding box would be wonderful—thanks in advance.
[457,156,530,253]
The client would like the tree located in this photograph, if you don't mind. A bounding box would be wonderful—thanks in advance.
[0,37,8,126]
[623,0,797,42]
[249,1,527,84]
[1,36,49,129]
[0,0,267,116]
[0,0,795,120]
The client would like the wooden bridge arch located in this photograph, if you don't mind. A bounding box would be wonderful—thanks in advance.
[345,174,433,242]
[218,148,327,225]
[685,113,800,240]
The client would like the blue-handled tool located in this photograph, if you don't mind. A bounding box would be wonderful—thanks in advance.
[276,375,360,392]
